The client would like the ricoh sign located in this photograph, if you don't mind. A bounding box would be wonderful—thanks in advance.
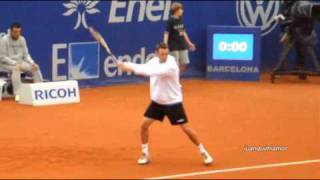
[19,81,80,106]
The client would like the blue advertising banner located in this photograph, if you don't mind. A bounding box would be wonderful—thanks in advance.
[206,26,261,81]
[0,0,312,87]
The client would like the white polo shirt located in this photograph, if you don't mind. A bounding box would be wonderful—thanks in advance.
[125,55,182,105]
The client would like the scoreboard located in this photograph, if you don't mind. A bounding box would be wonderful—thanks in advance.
[206,26,261,81]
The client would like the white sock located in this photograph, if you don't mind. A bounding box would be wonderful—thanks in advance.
[198,144,207,154]
[141,144,149,155]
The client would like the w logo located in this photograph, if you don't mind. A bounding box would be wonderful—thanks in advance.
[236,0,281,36]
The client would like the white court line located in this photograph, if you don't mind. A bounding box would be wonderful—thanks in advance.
[145,159,320,179]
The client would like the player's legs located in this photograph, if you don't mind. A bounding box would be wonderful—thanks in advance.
[138,118,155,165]
[141,118,155,145]
[165,103,213,165]
[180,123,200,146]
[138,102,165,165]
[180,123,213,165]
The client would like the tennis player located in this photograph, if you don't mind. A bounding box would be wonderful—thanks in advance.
[116,43,213,165]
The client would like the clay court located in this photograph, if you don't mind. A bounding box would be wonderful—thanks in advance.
[0,75,319,179]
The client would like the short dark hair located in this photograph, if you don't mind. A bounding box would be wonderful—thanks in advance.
[171,2,183,14]
[10,23,22,30]
[156,43,169,51]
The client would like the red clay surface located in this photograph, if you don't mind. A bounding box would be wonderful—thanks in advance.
[0,75,319,179]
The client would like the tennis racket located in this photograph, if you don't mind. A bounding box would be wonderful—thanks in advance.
[88,26,118,62]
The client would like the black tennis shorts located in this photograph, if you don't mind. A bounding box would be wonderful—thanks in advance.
[144,101,188,125]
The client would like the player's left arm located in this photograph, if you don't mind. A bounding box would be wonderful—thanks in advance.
[117,61,174,77]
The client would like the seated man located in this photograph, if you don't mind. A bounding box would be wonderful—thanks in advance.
[0,23,43,100]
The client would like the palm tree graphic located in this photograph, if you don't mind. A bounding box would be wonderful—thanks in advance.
[63,0,100,30]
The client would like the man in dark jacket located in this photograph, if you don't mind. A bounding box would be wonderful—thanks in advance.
[272,0,320,80]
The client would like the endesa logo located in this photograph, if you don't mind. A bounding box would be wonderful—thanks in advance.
[213,34,254,61]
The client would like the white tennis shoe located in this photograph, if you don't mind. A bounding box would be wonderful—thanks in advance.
[137,153,151,165]
[201,151,213,165]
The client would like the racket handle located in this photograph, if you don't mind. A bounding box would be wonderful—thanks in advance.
[111,54,118,63]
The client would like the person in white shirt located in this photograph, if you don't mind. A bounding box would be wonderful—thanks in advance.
[117,43,213,165]
[0,23,43,99]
